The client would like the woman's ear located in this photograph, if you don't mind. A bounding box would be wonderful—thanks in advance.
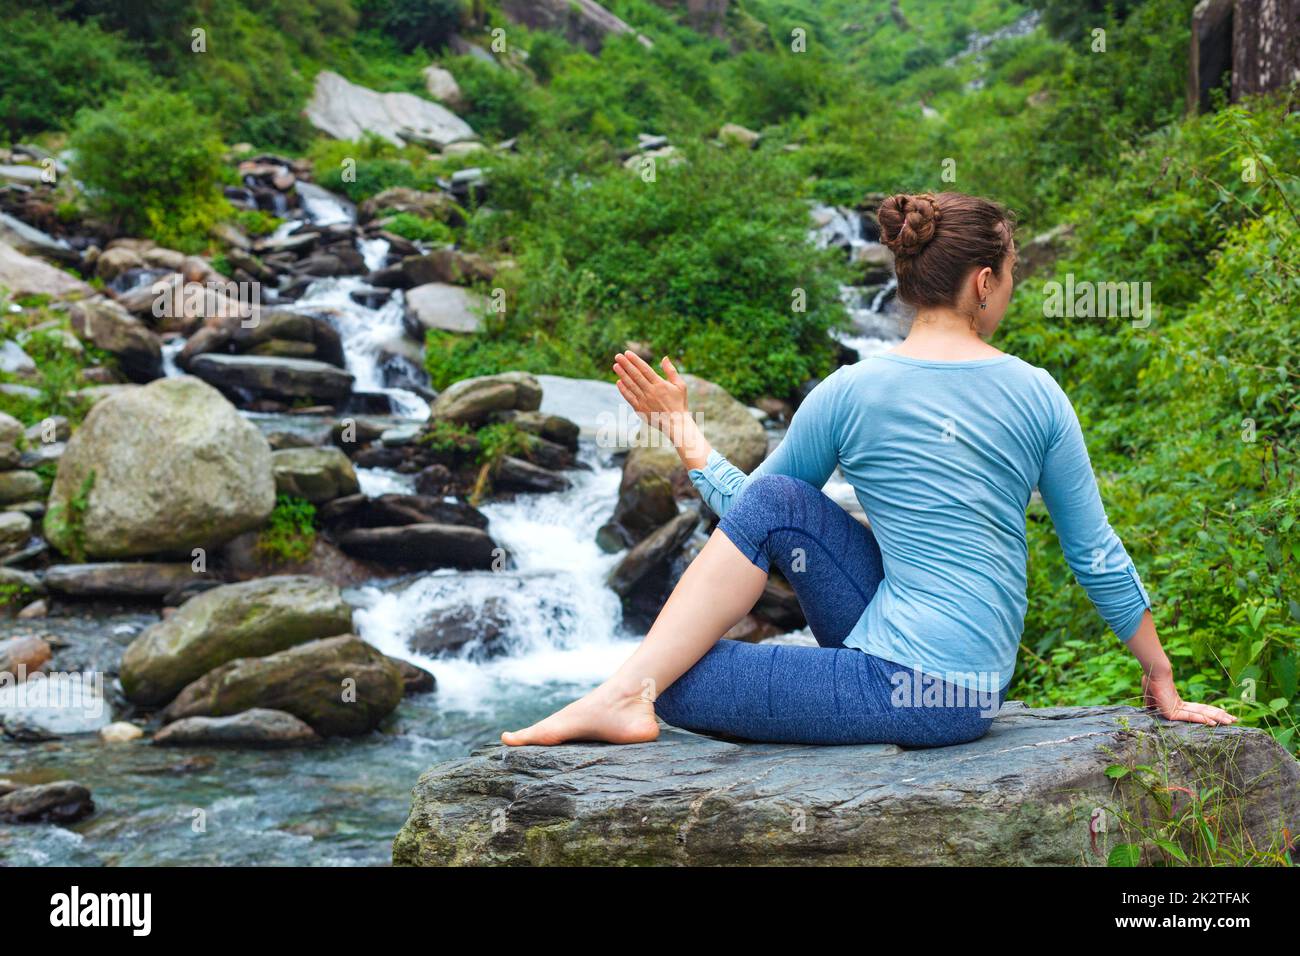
[975,265,994,300]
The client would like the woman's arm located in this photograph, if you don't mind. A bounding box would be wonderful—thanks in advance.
[1128,611,1235,725]
[1037,385,1235,725]
[613,351,841,517]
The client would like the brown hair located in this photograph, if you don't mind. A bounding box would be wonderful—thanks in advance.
[877,192,1015,309]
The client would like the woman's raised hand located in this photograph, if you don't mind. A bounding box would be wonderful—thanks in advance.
[612,350,710,468]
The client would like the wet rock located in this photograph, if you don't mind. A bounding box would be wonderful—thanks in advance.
[401,249,496,287]
[607,461,677,546]
[338,523,500,571]
[0,635,51,677]
[189,354,354,404]
[0,470,43,505]
[120,575,355,706]
[0,510,32,554]
[606,510,700,597]
[0,781,94,824]
[753,574,807,630]
[100,721,144,743]
[393,705,1300,866]
[492,456,571,494]
[319,493,488,531]
[430,371,542,425]
[238,309,345,368]
[219,532,383,588]
[271,447,360,503]
[44,377,275,559]
[392,657,438,694]
[43,562,199,599]
[153,708,320,748]
[408,599,510,659]
[161,634,404,737]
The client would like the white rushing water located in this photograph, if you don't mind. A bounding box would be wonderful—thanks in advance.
[351,447,636,713]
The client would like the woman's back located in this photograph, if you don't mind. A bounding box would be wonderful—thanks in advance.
[690,352,1152,692]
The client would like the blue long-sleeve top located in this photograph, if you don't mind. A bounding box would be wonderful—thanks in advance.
[689,352,1151,692]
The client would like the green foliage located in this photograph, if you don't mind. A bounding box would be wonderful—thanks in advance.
[447,54,540,139]
[359,0,464,53]
[0,6,147,139]
[0,303,98,427]
[419,418,477,456]
[255,495,318,564]
[231,208,285,237]
[307,136,440,202]
[1000,99,1300,751]
[436,143,847,400]
[70,89,227,251]
[49,470,96,563]
[382,212,455,244]
[476,421,531,467]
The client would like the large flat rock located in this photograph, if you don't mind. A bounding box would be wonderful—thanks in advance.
[393,703,1300,866]
[305,71,475,149]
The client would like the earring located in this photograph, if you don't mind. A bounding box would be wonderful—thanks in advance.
[979,300,987,310]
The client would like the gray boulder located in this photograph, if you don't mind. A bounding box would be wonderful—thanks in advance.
[152,708,320,748]
[160,634,404,737]
[0,781,94,824]
[189,353,354,403]
[272,447,360,503]
[393,704,1300,866]
[404,283,487,336]
[430,371,542,425]
[606,510,699,597]
[43,377,275,559]
[0,470,44,505]
[338,523,500,570]
[120,575,354,706]
[43,562,198,598]
[305,71,475,149]
[0,510,32,554]
[68,297,163,382]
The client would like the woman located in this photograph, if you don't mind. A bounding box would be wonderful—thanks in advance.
[503,191,1235,748]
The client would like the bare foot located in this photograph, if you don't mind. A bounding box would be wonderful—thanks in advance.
[501,685,660,746]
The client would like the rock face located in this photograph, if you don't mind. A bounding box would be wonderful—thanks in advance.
[69,298,162,382]
[499,0,647,53]
[305,71,476,149]
[189,354,354,404]
[160,634,404,737]
[272,447,360,503]
[0,240,94,300]
[394,704,1300,866]
[152,709,319,748]
[120,575,355,706]
[404,282,487,336]
[430,371,542,425]
[44,377,276,560]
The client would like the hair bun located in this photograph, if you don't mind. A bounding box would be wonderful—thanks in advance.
[877,193,941,258]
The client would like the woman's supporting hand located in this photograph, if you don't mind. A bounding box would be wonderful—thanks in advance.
[1126,611,1236,725]
[613,350,712,469]
[1142,671,1237,726]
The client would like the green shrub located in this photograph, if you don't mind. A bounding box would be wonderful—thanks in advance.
[359,0,464,53]
[382,212,455,244]
[255,495,318,564]
[0,7,147,139]
[70,89,227,251]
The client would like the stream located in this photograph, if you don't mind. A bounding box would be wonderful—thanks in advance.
[0,195,899,866]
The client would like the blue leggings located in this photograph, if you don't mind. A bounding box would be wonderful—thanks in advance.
[653,475,1008,747]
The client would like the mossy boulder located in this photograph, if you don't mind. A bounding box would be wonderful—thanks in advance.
[44,377,275,559]
[120,575,354,706]
[160,634,404,737]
